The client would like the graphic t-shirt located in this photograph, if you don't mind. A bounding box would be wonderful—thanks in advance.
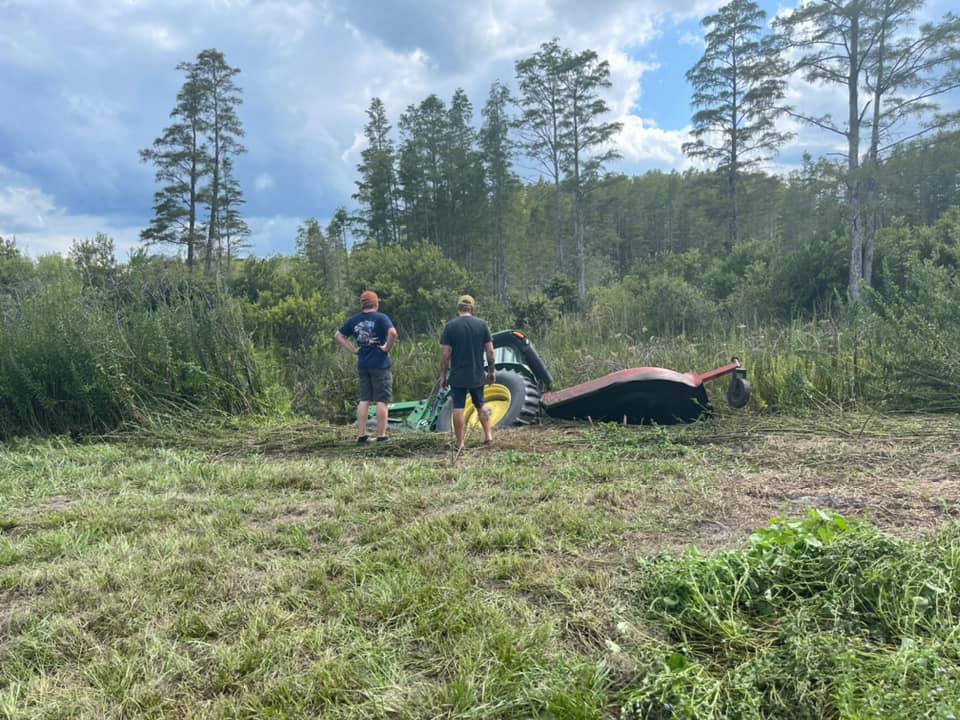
[440,315,492,388]
[339,311,394,369]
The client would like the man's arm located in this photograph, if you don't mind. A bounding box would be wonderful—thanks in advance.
[484,341,495,383]
[439,345,452,388]
[381,326,398,352]
[334,330,358,355]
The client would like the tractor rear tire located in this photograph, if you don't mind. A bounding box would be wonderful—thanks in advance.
[436,369,540,432]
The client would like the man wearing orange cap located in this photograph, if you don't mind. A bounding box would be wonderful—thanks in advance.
[440,294,495,451]
[335,290,398,442]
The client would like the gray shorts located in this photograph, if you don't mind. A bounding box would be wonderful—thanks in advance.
[358,367,392,403]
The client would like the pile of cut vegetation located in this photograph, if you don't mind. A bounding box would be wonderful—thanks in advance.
[623,511,960,719]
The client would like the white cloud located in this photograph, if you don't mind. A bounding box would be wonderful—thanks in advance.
[0,168,140,257]
[0,186,59,231]
[617,117,692,167]
[246,214,305,256]
[254,173,275,192]
[126,23,183,53]
[1,0,740,254]
[7,215,143,259]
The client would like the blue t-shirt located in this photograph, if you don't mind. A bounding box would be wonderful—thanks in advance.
[339,311,394,369]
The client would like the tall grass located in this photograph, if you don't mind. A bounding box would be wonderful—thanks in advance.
[530,305,956,414]
[309,303,958,419]
[0,269,260,438]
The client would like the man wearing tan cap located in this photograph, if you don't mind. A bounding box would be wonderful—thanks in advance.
[440,294,495,451]
[335,290,398,442]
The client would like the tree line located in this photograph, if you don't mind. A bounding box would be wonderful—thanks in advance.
[137,0,960,311]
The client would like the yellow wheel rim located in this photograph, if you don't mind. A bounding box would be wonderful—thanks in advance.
[463,384,512,428]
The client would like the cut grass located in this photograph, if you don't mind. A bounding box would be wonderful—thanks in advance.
[1,414,959,718]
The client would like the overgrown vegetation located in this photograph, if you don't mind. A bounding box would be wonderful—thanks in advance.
[2,202,959,436]
[623,511,960,719]
[0,241,260,439]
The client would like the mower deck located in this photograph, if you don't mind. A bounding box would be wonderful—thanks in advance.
[541,361,746,425]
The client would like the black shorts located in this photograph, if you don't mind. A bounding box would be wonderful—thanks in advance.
[358,367,392,403]
[450,386,484,410]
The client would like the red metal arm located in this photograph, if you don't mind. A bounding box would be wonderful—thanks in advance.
[696,357,742,384]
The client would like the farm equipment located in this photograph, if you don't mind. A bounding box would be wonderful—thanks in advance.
[375,330,549,433]
[373,329,750,432]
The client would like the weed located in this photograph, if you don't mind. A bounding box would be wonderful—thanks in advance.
[622,511,960,719]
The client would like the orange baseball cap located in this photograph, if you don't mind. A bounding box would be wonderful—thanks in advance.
[360,290,379,306]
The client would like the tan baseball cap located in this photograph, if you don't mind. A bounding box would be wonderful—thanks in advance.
[457,294,475,309]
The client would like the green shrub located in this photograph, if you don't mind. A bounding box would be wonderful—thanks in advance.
[347,242,473,334]
[638,274,717,336]
[511,293,562,335]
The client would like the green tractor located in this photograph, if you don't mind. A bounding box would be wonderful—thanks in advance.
[373,330,552,433]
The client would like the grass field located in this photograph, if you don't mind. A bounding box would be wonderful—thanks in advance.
[2,414,959,718]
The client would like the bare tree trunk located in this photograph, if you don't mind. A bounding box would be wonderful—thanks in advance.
[495,199,507,303]
[729,55,739,248]
[863,10,887,289]
[847,10,863,302]
[205,65,222,276]
[553,173,564,271]
[728,167,738,249]
[575,192,586,302]
[187,124,199,271]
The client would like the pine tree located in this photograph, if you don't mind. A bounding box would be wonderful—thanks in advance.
[296,213,349,300]
[559,48,622,301]
[194,49,245,275]
[515,39,570,271]
[139,63,208,269]
[296,219,328,294]
[398,95,448,247]
[684,0,790,247]
[775,0,878,301]
[443,89,486,272]
[354,98,400,245]
[860,2,960,284]
[218,157,250,272]
[480,81,518,302]
[325,207,350,304]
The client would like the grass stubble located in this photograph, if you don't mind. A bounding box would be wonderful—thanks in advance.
[1,412,959,718]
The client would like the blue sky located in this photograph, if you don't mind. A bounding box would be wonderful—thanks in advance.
[0,0,955,257]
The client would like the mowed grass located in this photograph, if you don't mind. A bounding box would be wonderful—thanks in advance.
[1,414,959,718]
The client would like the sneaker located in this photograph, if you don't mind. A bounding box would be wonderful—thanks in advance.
[356,435,369,443]
[376,436,389,443]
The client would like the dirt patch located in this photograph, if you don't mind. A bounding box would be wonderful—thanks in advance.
[244,498,339,533]
[39,495,75,513]
[686,430,960,546]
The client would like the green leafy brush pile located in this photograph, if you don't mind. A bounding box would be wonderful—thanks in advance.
[624,511,960,719]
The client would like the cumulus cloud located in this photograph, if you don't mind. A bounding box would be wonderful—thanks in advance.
[617,117,692,168]
[0,0,735,254]
[0,185,59,232]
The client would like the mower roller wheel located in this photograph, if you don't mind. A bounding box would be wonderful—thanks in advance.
[726,375,751,409]
[437,369,540,432]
